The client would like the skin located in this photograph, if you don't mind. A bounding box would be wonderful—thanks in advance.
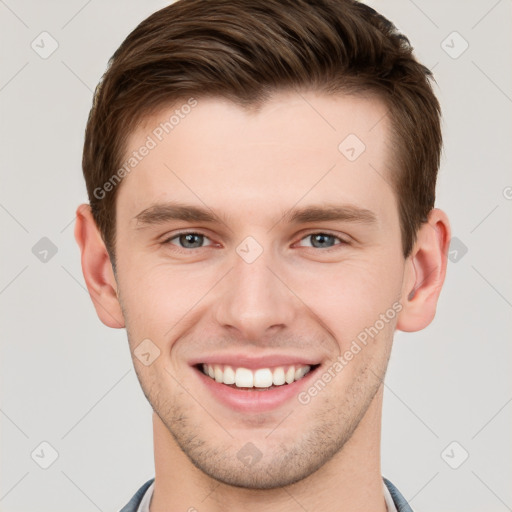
[75,90,450,511]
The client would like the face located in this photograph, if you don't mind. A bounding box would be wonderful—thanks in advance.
[113,91,409,488]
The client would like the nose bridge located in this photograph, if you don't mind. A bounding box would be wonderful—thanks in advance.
[214,240,296,340]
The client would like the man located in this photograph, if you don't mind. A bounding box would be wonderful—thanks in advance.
[74,0,450,510]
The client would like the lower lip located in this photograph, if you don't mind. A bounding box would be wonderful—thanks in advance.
[192,365,320,413]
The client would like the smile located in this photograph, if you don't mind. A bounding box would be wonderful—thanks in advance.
[197,363,319,390]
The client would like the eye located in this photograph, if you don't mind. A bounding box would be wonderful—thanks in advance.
[296,232,347,250]
[163,231,214,250]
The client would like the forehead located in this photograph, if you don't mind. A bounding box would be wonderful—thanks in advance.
[117,91,395,227]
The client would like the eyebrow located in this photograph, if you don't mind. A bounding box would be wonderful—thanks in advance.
[133,202,378,229]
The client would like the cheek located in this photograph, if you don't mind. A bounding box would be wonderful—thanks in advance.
[293,251,404,344]
[118,261,213,341]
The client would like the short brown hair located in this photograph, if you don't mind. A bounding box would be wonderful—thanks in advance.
[82,0,441,270]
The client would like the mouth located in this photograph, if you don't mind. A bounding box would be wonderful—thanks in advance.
[191,361,322,413]
[194,363,321,390]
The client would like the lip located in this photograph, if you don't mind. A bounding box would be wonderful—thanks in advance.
[188,353,321,370]
[191,363,321,413]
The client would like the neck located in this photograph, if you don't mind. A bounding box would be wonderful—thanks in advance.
[150,386,387,512]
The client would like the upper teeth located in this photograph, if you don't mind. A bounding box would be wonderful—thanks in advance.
[201,364,312,388]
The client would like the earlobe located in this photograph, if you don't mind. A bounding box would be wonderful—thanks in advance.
[74,203,125,329]
[396,208,451,333]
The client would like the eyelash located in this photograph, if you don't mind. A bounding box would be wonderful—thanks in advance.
[162,230,349,253]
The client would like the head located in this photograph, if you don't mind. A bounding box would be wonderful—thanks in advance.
[75,0,450,489]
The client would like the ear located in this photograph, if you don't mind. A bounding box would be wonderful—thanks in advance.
[74,203,125,328]
[396,208,451,332]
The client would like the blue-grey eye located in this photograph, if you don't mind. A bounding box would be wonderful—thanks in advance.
[299,233,342,249]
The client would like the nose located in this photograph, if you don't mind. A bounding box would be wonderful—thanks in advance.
[213,243,297,342]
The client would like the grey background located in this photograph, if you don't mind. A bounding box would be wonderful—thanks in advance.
[1,1,511,511]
